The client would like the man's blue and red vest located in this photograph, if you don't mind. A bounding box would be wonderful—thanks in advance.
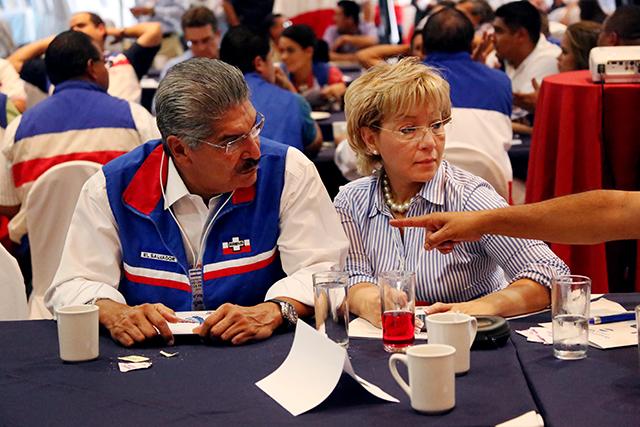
[102,138,288,311]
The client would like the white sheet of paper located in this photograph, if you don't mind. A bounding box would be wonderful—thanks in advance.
[342,356,399,403]
[256,321,398,416]
[588,320,638,349]
[118,355,150,363]
[496,410,544,427]
[168,310,215,335]
[118,361,152,372]
[348,307,428,340]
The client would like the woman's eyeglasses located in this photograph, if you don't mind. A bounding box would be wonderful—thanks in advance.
[372,116,452,142]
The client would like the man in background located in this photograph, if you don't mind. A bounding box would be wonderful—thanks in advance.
[422,7,513,192]
[323,1,378,62]
[223,0,274,33]
[492,1,559,116]
[220,26,322,156]
[0,30,159,245]
[9,12,162,103]
[160,6,220,80]
[598,4,640,46]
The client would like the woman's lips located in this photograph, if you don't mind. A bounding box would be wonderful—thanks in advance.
[415,158,436,165]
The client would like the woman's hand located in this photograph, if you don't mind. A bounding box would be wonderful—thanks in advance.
[347,282,382,327]
[274,67,297,93]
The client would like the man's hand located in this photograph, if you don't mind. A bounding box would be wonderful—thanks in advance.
[130,7,154,18]
[390,212,486,253]
[333,35,352,51]
[194,302,283,345]
[471,32,494,64]
[97,299,179,347]
[513,78,540,113]
[106,27,127,43]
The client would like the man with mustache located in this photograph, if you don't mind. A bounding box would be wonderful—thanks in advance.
[45,58,349,347]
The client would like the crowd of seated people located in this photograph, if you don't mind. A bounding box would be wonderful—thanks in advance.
[1,1,639,339]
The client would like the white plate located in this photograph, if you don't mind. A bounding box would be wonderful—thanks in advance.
[311,111,331,120]
[168,310,215,335]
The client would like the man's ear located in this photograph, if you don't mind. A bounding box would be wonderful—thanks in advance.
[253,56,265,74]
[166,135,191,165]
[515,27,530,43]
[86,59,99,81]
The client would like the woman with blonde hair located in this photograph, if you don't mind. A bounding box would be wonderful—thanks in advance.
[334,57,569,326]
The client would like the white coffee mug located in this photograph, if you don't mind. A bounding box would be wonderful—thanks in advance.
[389,344,456,414]
[426,312,478,374]
[55,305,99,362]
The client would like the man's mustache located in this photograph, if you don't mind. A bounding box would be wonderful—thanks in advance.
[237,157,260,174]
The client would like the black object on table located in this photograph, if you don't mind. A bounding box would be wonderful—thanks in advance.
[0,320,537,426]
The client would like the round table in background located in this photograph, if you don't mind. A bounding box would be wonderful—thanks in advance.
[526,70,640,293]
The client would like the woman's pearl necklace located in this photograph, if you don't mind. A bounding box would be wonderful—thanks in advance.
[382,173,414,214]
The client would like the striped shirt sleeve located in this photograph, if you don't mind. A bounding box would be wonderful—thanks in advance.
[334,185,377,287]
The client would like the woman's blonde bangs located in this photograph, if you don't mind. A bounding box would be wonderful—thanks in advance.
[344,57,451,176]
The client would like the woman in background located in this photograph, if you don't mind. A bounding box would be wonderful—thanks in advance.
[279,24,347,107]
[557,20,601,72]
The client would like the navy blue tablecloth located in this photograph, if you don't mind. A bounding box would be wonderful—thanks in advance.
[508,293,640,427]
[0,320,537,426]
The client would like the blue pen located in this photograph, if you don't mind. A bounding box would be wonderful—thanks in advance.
[589,312,636,325]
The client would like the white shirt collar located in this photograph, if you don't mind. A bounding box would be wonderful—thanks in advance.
[163,156,191,210]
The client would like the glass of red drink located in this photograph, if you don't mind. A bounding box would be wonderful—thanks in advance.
[379,271,416,353]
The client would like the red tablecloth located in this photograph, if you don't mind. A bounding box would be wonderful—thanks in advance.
[526,70,640,293]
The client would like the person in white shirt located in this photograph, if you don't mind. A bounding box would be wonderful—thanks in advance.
[0,58,26,112]
[45,58,349,347]
[323,0,378,62]
[492,1,560,115]
[8,12,162,103]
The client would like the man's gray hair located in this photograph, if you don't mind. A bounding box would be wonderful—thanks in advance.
[155,58,248,148]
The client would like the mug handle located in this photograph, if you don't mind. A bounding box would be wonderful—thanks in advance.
[388,354,411,398]
[468,317,478,348]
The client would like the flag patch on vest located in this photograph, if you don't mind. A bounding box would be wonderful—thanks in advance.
[140,252,177,263]
[222,237,251,255]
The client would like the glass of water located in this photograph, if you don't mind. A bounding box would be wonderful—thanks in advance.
[552,275,591,360]
[313,271,349,348]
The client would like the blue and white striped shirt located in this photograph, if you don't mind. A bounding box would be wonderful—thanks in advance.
[334,161,570,303]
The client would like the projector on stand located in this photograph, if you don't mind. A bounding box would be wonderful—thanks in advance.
[589,46,640,83]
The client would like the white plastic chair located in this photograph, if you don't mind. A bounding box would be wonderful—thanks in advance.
[0,244,28,320]
[24,160,101,319]
[444,141,511,202]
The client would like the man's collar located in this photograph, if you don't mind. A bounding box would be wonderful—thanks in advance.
[424,51,471,63]
[52,79,106,95]
[163,156,192,210]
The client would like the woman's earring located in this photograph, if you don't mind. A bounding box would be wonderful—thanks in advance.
[371,150,378,155]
